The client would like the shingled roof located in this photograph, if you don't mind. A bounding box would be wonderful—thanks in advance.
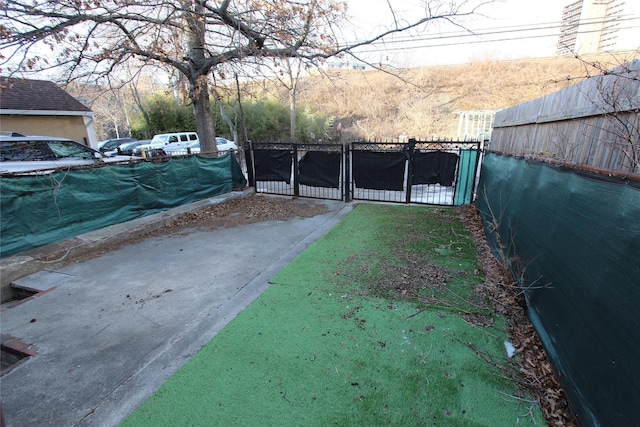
[0,76,91,113]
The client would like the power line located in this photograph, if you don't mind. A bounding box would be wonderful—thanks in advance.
[340,15,640,52]
[353,15,638,45]
[355,21,567,45]
[351,26,638,54]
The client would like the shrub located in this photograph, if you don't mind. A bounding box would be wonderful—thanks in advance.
[131,94,329,142]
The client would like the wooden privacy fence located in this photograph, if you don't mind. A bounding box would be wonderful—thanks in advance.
[490,60,640,175]
[248,140,482,206]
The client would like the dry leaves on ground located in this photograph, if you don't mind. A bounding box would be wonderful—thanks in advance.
[457,205,577,426]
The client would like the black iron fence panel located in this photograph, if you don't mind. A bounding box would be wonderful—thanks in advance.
[254,148,293,183]
[414,140,480,206]
[250,143,346,201]
[249,140,481,205]
[350,142,408,203]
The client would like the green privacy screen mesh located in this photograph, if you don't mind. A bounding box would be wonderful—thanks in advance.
[476,152,640,426]
[453,149,479,206]
[1,154,246,258]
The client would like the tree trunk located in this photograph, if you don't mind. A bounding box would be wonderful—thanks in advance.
[191,77,217,153]
[216,99,238,144]
[130,85,151,136]
[184,1,216,153]
[290,90,296,142]
[236,73,249,149]
[236,73,253,185]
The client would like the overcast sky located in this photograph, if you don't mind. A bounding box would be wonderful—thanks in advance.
[341,0,640,67]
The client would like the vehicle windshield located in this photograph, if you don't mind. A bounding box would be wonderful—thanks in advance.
[101,140,122,150]
[151,135,169,143]
[47,141,96,159]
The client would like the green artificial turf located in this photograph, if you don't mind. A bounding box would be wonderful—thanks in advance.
[123,204,544,426]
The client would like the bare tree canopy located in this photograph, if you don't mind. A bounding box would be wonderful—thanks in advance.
[0,0,489,149]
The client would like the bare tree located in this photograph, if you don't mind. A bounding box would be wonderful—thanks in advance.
[93,90,130,140]
[582,60,640,172]
[0,0,490,151]
[215,97,239,143]
[261,57,307,142]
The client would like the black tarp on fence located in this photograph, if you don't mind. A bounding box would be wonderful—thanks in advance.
[351,151,406,191]
[250,141,481,206]
[251,143,346,201]
[253,149,292,184]
[412,151,459,186]
[298,151,341,188]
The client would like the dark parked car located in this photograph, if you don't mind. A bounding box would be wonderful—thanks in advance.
[117,140,150,156]
[98,137,137,154]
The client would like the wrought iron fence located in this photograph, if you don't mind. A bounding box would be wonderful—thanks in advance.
[250,143,346,201]
[248,140,482,206]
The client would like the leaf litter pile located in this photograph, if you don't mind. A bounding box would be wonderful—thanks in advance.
[73,194,576,425]
[160,194,330,231]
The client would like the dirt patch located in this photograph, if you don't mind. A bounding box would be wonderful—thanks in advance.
[157,194,329,232]
[360,257,467,306]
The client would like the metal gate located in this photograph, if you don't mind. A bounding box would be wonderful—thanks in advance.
[250,143,347,201]
[248,140,482,206]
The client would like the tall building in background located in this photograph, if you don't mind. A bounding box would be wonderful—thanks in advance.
[557,0,628,54]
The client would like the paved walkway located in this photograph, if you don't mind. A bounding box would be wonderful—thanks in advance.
[0,192,352,426]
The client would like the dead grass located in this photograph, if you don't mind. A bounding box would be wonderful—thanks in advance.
[267,54,640,141]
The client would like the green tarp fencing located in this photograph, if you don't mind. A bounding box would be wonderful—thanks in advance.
[1,154,246,258]
[476,152,640,426]
[453,149,480,206]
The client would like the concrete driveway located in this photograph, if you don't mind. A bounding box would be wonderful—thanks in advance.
[0,192,352,426]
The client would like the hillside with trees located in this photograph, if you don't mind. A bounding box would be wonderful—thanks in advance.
[285,54,640,141]
[83,54,638,144]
